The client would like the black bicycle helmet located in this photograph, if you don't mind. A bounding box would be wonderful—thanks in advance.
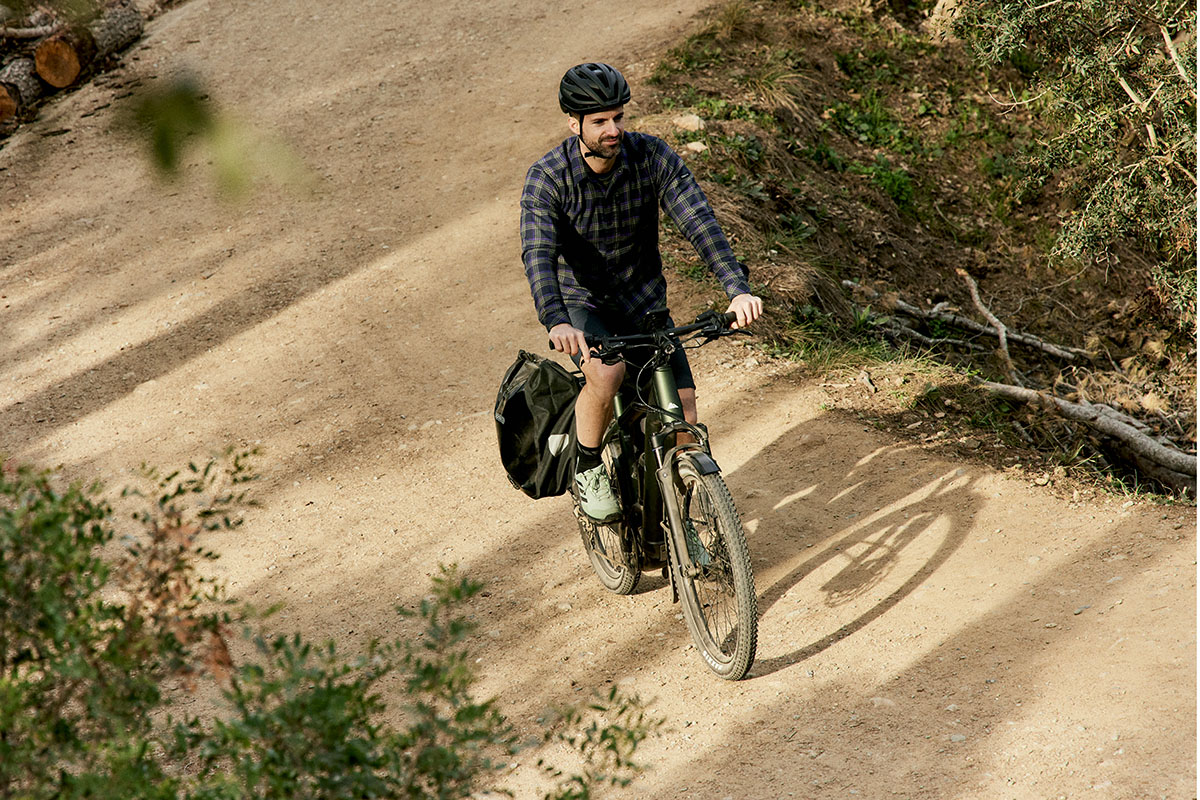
[558,62,631,115]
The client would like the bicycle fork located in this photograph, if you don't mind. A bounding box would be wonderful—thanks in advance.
[644,361,725,601]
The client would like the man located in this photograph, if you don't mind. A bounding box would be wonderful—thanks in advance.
[520,62,763,522]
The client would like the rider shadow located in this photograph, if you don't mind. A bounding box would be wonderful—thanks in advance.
[631,571,668,595]
[722,424,981,677]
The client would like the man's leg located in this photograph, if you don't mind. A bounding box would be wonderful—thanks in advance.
[575,358,625,448]
[679,387,698,425]
[573,355,625,523]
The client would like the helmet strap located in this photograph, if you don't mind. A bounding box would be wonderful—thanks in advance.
[575,112,599,158]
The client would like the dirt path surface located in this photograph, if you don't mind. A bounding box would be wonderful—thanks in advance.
[1,1,1195,797]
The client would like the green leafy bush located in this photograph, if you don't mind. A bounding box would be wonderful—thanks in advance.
[851,155,916,211]
[0,456,657,800]
[0,454,249,799]
[949,0,1197,330]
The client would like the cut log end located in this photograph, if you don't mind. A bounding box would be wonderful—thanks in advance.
[0,85,18,122]
[35,32,95,88]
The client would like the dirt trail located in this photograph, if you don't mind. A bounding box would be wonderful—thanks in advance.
[1,1,1194,797]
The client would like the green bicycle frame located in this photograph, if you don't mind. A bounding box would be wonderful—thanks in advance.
[609,359,714,570]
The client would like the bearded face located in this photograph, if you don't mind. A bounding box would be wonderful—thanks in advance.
[574,108,625,160]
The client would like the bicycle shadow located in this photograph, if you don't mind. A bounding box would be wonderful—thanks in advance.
[721,421,980,677]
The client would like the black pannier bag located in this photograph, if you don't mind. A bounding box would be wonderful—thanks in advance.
[494,350,581,499]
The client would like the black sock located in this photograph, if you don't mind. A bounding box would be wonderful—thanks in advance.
[576,443,602,473]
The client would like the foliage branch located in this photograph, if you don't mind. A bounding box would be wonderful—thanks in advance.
[948,0,1197,330]
[0,454,657,799]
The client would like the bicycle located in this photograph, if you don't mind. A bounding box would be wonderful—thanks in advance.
[565,310,758,680]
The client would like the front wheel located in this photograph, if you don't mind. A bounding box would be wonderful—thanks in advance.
[671,460,757,680]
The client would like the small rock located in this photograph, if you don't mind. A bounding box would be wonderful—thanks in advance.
[961,437,982,450]
[949,734,967,743]
[673,113,706,131]
[1034,473,1050,486]
[684,140,709,153]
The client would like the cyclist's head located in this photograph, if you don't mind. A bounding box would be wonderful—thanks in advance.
[558,62,630,116]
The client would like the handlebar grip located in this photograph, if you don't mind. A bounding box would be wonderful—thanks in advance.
[722,311,739,326]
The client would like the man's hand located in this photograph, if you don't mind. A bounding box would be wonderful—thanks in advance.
[726,293,763,330]
[549,322,592,362]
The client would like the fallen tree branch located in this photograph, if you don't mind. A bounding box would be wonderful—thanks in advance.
[880,319,986,352]
[958,268,1021,385]
[0,24,56,39]
[977,378,1197,479]
[842,279,1091,362]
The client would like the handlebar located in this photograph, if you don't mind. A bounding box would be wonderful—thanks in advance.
[548,310,741,362]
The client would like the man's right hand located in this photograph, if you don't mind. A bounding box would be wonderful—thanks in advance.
[549,322,591,362]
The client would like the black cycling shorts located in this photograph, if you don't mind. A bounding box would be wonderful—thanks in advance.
[566,306,696,391]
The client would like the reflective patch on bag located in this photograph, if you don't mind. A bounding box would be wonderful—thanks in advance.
[547,433,570,456]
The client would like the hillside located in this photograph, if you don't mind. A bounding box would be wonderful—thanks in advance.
[635,0,1196,497]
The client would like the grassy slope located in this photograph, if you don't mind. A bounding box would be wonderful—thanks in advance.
[635,0,1195,498]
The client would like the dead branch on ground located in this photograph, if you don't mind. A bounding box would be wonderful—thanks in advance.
[0,24,57,39]
[957,268,1021,385]
[978,378,1196,494]
[842,279,1092,362]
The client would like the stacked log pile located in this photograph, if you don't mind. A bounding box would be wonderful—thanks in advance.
[0,0,151,128]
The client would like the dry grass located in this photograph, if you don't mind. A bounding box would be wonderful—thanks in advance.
[710,0,757,40]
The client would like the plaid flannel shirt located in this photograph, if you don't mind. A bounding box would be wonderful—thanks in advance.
[520,131,751,330]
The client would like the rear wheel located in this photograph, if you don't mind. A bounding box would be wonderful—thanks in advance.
[577,444,640,595]
[671,459,757,679]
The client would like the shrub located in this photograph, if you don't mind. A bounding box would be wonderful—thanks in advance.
[949,0,1197,331]
[0,455,657,800]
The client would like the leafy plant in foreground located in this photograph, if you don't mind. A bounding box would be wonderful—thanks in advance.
[0,455,658,799]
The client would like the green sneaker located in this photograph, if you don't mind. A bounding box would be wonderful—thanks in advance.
[575,464,621,523]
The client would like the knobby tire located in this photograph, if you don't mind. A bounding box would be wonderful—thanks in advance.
[672,460,757,680]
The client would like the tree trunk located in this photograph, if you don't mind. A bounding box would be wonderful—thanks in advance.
[89,2,143,58]
[0,58,42,122]
[34,2,143,88]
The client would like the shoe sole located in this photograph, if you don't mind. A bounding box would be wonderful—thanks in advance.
[580,508,622,525]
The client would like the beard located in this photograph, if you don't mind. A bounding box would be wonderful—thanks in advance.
[581,129,622,159]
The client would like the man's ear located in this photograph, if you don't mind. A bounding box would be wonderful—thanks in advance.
[567,114,580,136]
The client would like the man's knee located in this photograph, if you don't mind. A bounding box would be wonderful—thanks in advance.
[582,361,625,399]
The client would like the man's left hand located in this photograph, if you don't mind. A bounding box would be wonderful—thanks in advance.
[726,293,763,329]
